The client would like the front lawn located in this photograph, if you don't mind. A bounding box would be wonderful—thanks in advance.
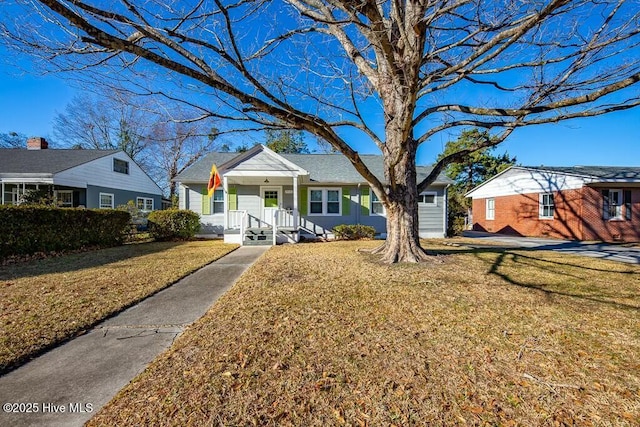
[0,240,238,374]
[89,241,639,425]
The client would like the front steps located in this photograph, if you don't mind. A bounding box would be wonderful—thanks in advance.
[244,228,273,246]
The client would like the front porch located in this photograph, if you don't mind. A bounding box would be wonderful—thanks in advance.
[224,209,300,246]
[217,150,306,246]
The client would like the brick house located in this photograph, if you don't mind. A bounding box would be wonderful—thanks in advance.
[466,166,640,242]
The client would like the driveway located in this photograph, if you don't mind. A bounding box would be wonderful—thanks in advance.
[462,231,640,265]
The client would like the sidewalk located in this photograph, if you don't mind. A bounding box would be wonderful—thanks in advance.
[0,245,269,427]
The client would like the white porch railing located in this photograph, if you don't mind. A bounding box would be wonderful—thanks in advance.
[227,210,247,229]
[274,208,296,229]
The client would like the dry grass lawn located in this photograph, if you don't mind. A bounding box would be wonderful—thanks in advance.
[0,240,238,373]
[89,240,639,426]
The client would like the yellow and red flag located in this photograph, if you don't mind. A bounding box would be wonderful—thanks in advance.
[207,164,221,197]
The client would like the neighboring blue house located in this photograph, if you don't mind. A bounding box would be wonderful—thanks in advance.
[0,137,163,210]
[175,144,451,245]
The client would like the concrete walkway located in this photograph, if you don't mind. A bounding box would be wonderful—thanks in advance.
[462,231,640,264]
[0,245,269,427]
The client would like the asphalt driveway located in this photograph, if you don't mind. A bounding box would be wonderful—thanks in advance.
[462,231,640,265]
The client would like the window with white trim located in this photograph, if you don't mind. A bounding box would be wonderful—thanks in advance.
[486,198,495,220]
[113,158,129,174]
[539,193,554,219]
[99,193,114,209]
[212,189,224,214]
[308,188,341,215]
[371,191,385,215]
[418,192,437,205]
[55,190,73,207]
[136,197,154,212]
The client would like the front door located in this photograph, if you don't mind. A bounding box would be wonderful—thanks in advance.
[261,186,282,226]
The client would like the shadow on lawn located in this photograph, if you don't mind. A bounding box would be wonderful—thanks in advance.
[429,245,640,312]
[0,241,183,281]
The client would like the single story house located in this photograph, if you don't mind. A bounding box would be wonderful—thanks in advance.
[466,166,640,242]
[0,137,163,210]
[175,144,451,245]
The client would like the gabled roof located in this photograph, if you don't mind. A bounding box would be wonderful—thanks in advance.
[524,166,640,181]
[465,165,640,199]
[0,149,119,176]
[175,145,451,185]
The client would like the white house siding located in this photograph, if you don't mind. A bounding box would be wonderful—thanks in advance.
[180,183,224,234]
[467,167,590,199]
[55,152,162,196]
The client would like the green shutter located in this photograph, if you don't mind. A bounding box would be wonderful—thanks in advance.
[228,186,237,210]
[361,187,370,216]
[342,187,351,216]
[201,187,211,215]
[299,187,307,215]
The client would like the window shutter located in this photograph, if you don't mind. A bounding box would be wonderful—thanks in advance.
[228,186,237,210]
[602,189,610,220]
[361,187,370,216]
[624,190,632,220]
[342,187,351,216]
[201,187,211,215]
[299,188,307,216]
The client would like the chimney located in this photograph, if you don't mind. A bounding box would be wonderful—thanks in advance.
[27,137,49,150]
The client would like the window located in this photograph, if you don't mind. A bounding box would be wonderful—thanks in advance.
[308,188,342,215]
[539,193,554,219]
[100,193,114,209]
[56,190,73,207]
[486,198,495,220]
[310,189,323,214]
[113,158,129,174]
[418,192,437,205]
[371,191,385,215]
[603,189,622,220]
[136,197,154,212]
[212,189,224,214]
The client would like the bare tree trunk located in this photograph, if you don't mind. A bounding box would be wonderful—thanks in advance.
[372,133,429,263]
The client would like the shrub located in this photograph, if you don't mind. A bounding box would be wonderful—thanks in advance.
[0,205,130,259]
[147,209,200,241]
[333,224,376,240]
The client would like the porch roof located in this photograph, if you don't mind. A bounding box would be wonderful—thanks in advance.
[175,145,452,185]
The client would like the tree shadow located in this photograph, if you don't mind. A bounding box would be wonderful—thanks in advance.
[0,241,184,281]
[429,245,640,312]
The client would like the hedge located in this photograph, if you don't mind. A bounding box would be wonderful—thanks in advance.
[147,209,200,241]
[0,205,131,259]
[333,224,376,240]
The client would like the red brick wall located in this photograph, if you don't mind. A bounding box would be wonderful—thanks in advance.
[581,186,640,242]
[472,190,583,239]
[472,187,640,242]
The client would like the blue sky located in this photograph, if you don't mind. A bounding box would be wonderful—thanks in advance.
[1,48,638,168]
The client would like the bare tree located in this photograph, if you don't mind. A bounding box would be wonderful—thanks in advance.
[0,132,27,148]
[53,93,149,163]
[145,110,219,198]
[2,0,639,262]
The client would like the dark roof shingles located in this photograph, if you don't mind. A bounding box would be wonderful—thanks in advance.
[0,149,119,175]
[175,151,451,185]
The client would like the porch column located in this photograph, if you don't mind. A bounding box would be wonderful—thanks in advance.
[1,182,4,205]
[223,175,228,230]
[292,173,298,229]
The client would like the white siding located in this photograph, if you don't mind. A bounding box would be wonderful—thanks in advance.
[467,167,592,199]
[54,152,162,195]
